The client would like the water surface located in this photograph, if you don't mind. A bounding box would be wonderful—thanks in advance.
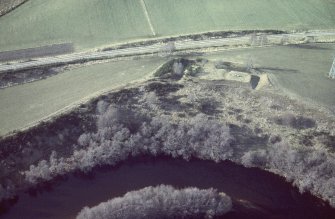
[2,157,335,219]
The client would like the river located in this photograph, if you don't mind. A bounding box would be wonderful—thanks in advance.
[2,157,335,219]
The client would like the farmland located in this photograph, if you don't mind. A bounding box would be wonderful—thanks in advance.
[145,0,335,36]
[0,57,164,136]
[0,0,335,52]
[1,1,335,217]
[0,0,152,52]
[203,43,335,108]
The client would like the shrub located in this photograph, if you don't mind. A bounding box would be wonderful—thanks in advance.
[24,111,234,184]
[154,58,195,79]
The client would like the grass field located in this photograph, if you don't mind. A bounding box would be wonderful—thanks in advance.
[0,57,164,136]
[0,0,152,52]
[0,0,334,53]
[144,0,335,36]
[203,43,335,108]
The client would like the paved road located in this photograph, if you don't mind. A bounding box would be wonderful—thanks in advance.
[0,31,334,73]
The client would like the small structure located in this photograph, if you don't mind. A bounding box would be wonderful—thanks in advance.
[329,57,335,79]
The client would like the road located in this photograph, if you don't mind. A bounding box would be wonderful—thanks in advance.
[0,31,334,73]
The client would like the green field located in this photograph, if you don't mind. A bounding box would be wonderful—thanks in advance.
[0,57,164,136]
[203,43,335,108]
[145,0,335,36]
[0,0,152,51]
[0,0,334,52]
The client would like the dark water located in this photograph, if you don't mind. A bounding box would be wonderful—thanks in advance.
[2,157,335,219]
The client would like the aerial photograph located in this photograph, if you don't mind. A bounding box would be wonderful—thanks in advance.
[0,0,335,218]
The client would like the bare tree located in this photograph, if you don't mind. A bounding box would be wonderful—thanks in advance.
[141,91,159,110]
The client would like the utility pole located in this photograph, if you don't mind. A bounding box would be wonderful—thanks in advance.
[329,57,335,79]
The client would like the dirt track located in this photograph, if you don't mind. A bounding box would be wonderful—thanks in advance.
[1,30,334,74]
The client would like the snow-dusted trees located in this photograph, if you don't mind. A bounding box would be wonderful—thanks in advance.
[23,102,335,208]
[24,108,234,184]
[76,185,232,219]
[241,142,335,207]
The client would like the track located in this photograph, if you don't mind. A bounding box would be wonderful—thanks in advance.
[0,31,334,73]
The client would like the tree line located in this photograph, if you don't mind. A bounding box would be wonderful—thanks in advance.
[76,185,232,219]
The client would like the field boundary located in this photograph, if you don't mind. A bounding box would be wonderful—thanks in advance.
[1,30,335,74]
[140,0,156,36]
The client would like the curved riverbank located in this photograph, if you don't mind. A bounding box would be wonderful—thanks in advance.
[2,157,335,219]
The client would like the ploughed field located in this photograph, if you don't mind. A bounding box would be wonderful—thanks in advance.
[0,0,334,52]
